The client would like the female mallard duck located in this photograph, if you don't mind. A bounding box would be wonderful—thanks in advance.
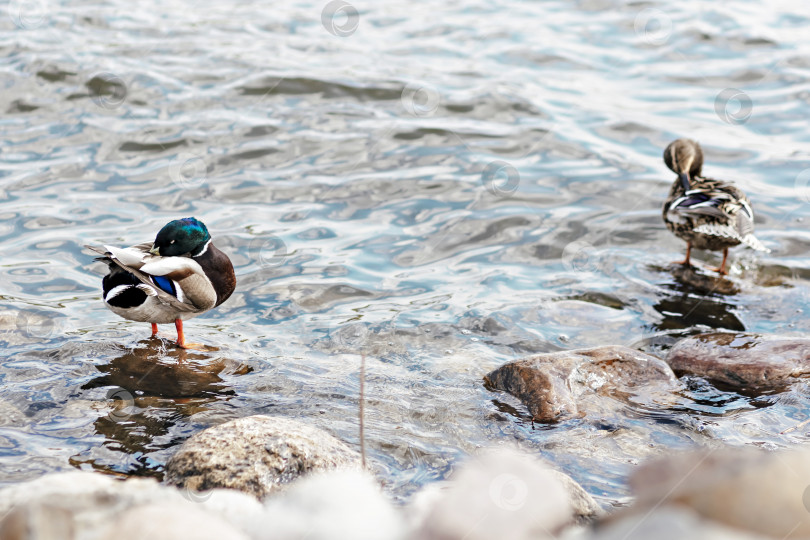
[86,217,236,348]
[662,138,768,275]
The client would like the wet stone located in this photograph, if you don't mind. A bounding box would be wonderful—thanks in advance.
[666,332,810,391]
[484,346,680,422]
[623,448,810,539]
[164,415,361,499]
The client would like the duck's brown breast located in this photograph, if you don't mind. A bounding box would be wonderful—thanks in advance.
[196,243,236,307]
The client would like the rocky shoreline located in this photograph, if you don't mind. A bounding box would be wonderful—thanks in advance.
[3,331,810,539]
[2,433,809,539]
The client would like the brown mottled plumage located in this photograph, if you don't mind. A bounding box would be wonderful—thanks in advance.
[662,139,768,275]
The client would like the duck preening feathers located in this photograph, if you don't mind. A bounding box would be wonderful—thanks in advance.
[662,138,768,275]
[86,217,236,349]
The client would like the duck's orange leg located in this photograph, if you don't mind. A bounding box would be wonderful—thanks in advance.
[710,248,729,275]
[674,242,692,267]
[151,323,158,336]
[173,319,212,350]
[174,319,188,348]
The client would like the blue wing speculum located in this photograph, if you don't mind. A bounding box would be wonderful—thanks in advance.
[151,275,177,297]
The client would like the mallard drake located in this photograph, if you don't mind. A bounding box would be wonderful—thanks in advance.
[86,217,236,348]
[662,138,768,275]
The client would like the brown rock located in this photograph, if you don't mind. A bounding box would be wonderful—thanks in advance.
[666,332,810,390]
[627,448,810,539]
[484,346,679,422]
[0,503,73,540]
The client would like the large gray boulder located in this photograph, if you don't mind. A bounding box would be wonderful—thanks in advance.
[484,346,680,422]
[164,415,361,499]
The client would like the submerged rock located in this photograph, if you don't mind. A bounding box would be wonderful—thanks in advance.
[484,346,679,422]
[621,447,810,539]
[164,415,361,499]
[666,332,810,391]
[550,468,603,523]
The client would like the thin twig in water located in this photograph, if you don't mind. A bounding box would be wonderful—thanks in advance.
[781,417,810,435]
[359,354,366,470]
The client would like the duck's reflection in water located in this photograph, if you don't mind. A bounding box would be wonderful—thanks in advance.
[74,339,251,477]
[84,338,250,397]
[651,264,745,333]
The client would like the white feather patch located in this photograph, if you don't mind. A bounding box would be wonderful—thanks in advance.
[693,223,742,241]
[105,245,149,267]
[105,285,131,302]
[140,257,204,277]
[196,239,212,257]
[136,284,158,296]
[174,280,186,303]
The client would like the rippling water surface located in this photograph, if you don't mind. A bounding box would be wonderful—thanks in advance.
[2,0,810,504]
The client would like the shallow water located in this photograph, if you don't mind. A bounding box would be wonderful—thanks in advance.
[2,0,810,505]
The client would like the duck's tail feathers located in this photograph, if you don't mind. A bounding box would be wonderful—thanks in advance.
[741,234,770,253]
[692,225,770,253]
[85,244,107,255]
[692,224,770,253]
[85,244,111,262]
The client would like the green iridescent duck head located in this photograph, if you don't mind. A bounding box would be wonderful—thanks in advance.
[151,217,211,257]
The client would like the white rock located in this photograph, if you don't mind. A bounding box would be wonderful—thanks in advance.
[414,448,575,540]
[585,506,771,540]
[248,469,406,540]
[102,503,249,540]
[407,457,601,533]
[0,471,262,540]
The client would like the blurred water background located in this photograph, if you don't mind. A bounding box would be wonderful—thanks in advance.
[2,0,810,505]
